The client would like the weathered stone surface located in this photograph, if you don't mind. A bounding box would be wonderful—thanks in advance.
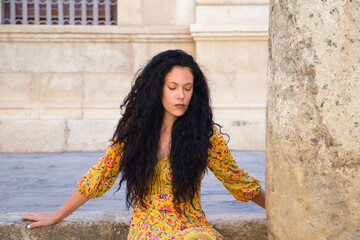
[142,0,176,25]
[83,73,132,109]
[131,42,195,74]
[208,72,267,105]
[0,224,23,240]
[0,120,66,152]
[212,218,268,240]
[195,39,267,151]
[176,0,196,25]
[220,119,265,151]
[67,120,118,151]
[116,0,142,25]
[0,41,132,73]
[0,215,267,240]
[196,4,269,25]
[0,73,31,107]
[0,73,32,119]
[0,221,129,240]
[31,73,82,107]
[30,73,83,119]
[267,1,360,239]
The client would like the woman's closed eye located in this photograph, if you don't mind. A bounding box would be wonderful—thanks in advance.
[167,85,192,91]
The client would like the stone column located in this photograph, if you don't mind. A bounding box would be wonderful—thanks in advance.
[267,1,360,239]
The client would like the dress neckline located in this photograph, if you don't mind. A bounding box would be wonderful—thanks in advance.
[158,155,169,161]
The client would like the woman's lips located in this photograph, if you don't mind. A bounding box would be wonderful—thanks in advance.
[175,104,185,109]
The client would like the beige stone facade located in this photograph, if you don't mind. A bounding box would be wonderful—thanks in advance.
[0,0,268,152]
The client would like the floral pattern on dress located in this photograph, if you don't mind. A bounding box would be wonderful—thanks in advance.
[77,126,262,239]
[207,128,261,202]
[77,142,122,199]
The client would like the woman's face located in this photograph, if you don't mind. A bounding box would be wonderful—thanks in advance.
[162,66,194,122]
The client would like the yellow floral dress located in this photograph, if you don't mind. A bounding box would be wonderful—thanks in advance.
[77,126,262,240]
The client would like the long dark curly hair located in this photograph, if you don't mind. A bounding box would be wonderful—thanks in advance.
[112,49,214,209]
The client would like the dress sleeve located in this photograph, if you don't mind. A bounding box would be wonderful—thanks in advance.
[77,142,122,199]
[207,126,262,202]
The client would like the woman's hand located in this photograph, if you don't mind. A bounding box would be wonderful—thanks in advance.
[21,212,60,229]
[20,190,89,229]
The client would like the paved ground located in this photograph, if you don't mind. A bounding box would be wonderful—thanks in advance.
[0,151,266,221]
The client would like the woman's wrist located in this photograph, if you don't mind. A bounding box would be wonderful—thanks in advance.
[252,188,266,209]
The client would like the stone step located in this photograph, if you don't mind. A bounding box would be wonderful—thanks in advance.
[1,212,267,240]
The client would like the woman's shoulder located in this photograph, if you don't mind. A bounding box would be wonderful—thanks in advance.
[209,124,226,145]
[210,124,223,137]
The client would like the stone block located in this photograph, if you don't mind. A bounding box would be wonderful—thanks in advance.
[66,119,118,151]
[0,73,31,119]
[117,0,180,26]
[0,42,132,73]
[195,40,267,108]
[208,72,267,106]
[117,0,142,25]
[196,40,268,73]
[82,72,131,119]
[141,0,176,25]
[213,107,265,150]
[196,5,268,25]
[218,119,265,151]
[176,0,196,25]
[30,109,82,120]
[31,73,83,106]
[228,5,268,24]
[29,73,83,119]
[0,73,31,107]
[228,0,268,4]
[0,109,30,119]
[195,0,226,4]
[83,73,132,108]
[213,107,265,121]
[131,43,195,74]
[0,120,66,152]
[83,109,121,119]
[196,6,228,25]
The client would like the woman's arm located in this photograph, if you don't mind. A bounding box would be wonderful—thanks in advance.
[251,188,265,209]
[21,190,88,229]
[22,142,122,228]
[207,126,263,203]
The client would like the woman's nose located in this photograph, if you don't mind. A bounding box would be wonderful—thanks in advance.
[178,89,184,99]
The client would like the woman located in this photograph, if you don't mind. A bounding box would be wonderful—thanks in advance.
[22,49,265,239]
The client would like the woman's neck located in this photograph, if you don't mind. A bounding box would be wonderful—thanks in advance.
[161,113,177,131]
[158,114,176,159]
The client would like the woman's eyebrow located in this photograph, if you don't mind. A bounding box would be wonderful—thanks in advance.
[167,82,193,85]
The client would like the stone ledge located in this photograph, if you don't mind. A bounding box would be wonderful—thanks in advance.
[196,0,269,6]
[190,24,268,41]
[0,25,193,43]
[0,211,267,240]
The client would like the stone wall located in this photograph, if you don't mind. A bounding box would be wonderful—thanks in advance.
[0,0,268,152]
[267,0,360,239]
